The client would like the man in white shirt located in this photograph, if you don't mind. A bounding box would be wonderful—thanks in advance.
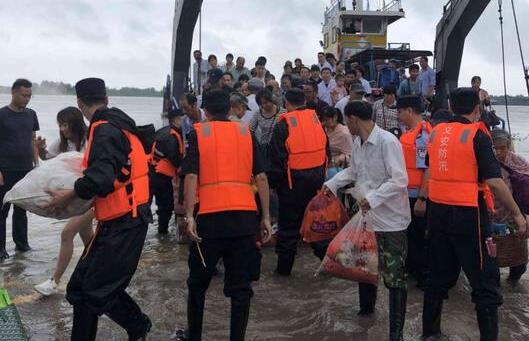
[324,101,410,341]
[221,53,236,76]
[317,52,332,71]
[317,68,336,106]
[192,50,209,95]
[355,66,373,96]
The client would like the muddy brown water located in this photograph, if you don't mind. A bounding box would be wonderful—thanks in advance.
[1,213,528,341]
[1,95,528,340]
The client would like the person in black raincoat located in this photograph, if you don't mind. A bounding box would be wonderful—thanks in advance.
[268,88,330,276]
[150,109,185,234]
[48,78,152,341]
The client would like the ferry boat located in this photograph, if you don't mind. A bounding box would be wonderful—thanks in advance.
[322,0,432,90]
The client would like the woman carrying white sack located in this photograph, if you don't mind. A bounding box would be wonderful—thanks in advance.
[33,107,94,296]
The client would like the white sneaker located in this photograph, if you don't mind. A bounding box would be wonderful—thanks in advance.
[34,278,58,296]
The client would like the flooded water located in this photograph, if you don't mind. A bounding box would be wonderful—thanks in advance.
[0,94,528,340]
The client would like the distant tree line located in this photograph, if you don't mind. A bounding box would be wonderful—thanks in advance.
[0,80,163,97]
[491,95,529,106]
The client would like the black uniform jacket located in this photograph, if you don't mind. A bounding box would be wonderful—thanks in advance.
[74,107,152,226]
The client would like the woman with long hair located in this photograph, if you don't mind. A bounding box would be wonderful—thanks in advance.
[34,107,95,296]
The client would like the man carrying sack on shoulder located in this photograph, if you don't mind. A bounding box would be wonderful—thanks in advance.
[47,78,152,341]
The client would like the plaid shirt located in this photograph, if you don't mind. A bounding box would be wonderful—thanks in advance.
[373,99,399,131]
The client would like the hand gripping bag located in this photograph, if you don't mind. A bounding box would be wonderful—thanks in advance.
[300,191,349,243]
[3,152,93,220]
[319,212,379,284]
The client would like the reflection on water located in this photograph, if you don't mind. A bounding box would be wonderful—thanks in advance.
[0,95,528,340]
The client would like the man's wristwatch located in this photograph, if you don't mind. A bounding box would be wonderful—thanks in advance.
[418,196,428,202]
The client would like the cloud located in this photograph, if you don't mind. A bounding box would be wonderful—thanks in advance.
[0,0,527,95]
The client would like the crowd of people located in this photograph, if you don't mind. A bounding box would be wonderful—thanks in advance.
[0,48,527,341]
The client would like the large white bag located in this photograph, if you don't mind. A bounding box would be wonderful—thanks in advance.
[3,152,93,219]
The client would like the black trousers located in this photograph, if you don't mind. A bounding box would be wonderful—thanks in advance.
[187,235,259,341]
[66,222,149,340]
[406,198,428,283]
[275,176,325,270]
[0,170,30,251]
[150,173,174,233]
[425,203,503,310]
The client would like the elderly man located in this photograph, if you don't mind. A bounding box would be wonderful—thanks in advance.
[324,100,410,341]
[231,57,250,84]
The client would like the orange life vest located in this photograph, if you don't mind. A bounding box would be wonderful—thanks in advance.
[428,122,494,210]
[278,109,327,189]
[151,128,184,178]
[195,121,257,214]
[400,121,432,190]
[83,120,150,222]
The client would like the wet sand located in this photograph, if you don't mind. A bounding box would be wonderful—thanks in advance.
[1,213,528,341]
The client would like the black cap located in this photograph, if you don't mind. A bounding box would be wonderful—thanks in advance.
[285,88,306,105]
[397,95,422,112]
[75,78,106,98]
[450,87,480,115]
[207,68,224,85]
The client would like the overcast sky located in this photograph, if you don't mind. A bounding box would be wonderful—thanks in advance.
[1,0,528,95]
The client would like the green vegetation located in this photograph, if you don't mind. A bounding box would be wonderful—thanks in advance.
[491,95,529,106]
[0,81,163,97]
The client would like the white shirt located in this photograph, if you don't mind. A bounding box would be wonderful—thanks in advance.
[359,77,373,95]
[192,59,209,93]
[325,125,411,232]
[247,94,259,113]
[241,110,256,124]
[317,79,337,106]
[335,96,350,115]
[334,95,367,115]
[46,139,83,159]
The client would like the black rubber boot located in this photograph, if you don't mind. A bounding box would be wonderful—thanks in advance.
[422,292,443,338]
[187,290,206,341]
[389,288,407,341]
[230,296,251,341]
[276,254,295,276]
[157,211,171,235]
[357,283,377,316]
[477,307,498,341]
[508,264,527,282]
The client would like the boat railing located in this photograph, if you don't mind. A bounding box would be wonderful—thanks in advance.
[381,0,402,12]
[388,42,410,50]
[325,0,402,16]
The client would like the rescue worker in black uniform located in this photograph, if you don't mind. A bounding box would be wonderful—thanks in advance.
[175,90,272,341]
[268,88,330,276]
[48,78,152,341]
[150,109,185,234]
[418,88,527,340]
